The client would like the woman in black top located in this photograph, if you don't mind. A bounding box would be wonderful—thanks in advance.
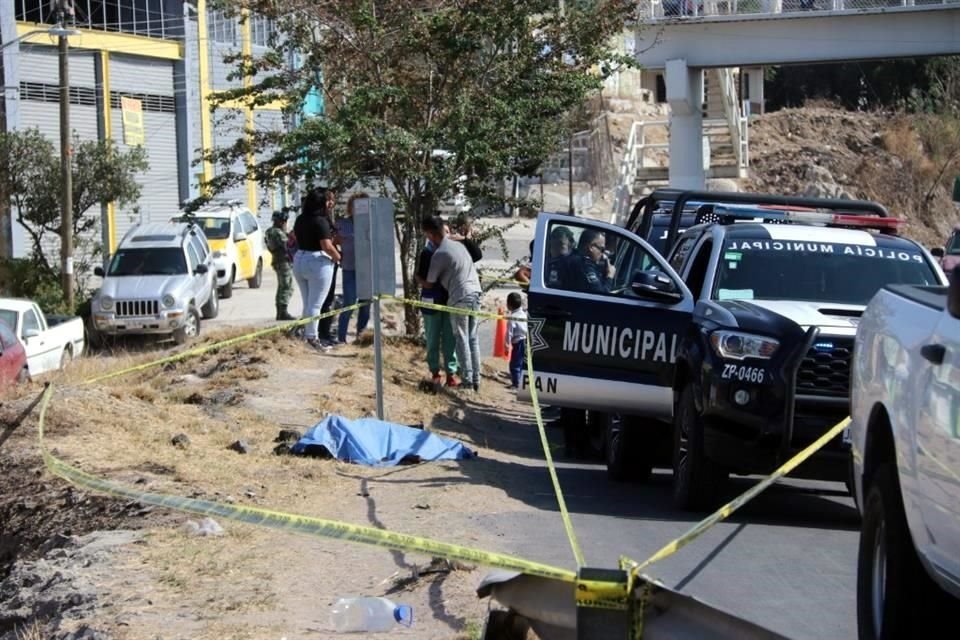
[292,187,341,349]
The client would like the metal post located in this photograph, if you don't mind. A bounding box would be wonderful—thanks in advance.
[58,3,74,311]
[568,135,574,216]
[368,203,385,420]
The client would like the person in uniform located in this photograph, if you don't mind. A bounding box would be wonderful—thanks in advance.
[566,228,615,294]
[265,209,296,320]
[546,225,575,289]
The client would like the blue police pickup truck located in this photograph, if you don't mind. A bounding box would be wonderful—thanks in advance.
[519,190,947,511]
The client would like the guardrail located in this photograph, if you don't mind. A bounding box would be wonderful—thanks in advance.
[716,68,748,172]
[612,119,670,225]
[637,0,960,20]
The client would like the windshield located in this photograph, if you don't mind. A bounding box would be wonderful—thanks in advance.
[714,239,939,305]
[193,217,231,240]
[109,248,187,276]
[947,232,960,255]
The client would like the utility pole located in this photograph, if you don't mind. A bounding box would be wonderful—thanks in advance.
[58,0,74,310]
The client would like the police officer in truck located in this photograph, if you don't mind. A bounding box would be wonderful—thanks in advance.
[565,228,615,294]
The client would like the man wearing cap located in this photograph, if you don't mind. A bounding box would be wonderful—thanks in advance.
[265,209,296,320]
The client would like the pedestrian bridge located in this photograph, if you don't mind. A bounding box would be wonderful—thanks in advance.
[625,0,960,193]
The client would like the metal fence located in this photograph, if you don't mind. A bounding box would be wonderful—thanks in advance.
[637,0,960,20]
[16,0,181,40]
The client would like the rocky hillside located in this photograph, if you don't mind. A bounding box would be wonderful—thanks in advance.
[743,107,959,248]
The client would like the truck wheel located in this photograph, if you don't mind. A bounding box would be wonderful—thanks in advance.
[219,268,235,300]
[201,287,220,319]
[672,384,726,511]
[248,259,263,289]
[606,413,653,482]
[173,307,200,345]
[857,465,949,639]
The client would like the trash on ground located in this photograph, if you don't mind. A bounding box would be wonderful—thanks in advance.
[330,596,413,632]
[182,517,224,537]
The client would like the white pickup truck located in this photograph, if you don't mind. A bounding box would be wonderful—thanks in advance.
[850,264,960,639]
[0,298,85,376]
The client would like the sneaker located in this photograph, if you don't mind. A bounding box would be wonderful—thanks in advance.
[473,382,480,393]
[445,374,461,388]
[306,338,332,352]
[432,373,443,387]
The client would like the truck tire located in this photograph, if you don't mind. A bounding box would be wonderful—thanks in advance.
[248,258,263,288]
[201,287,220,319]
[605,413,653,482]
[857,464,950,639]
[173,307,200,345]
[672,384,727,511]
[219,268,235,300]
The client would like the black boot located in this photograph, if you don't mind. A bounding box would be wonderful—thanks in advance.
[276,305,295,321]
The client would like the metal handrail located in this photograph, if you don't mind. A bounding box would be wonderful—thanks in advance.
[637,0,959,21]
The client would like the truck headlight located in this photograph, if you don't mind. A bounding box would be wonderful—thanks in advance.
[100,296,114,311]
[710,331,779,360]
[162,294,176,308]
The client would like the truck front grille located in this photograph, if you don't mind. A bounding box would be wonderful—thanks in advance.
[797,338,854,397]
[115,300,159,317]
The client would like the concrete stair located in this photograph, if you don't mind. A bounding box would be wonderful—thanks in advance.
[632,68,744,195]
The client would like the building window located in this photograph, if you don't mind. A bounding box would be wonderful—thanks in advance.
[17,1,175,40]
[252,15,276,47]
[209,10,237,45]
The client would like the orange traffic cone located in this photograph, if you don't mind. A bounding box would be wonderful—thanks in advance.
[494,307,510,360]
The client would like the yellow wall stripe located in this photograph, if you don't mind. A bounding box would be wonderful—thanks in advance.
[16,22,182,60]
[100,52,117,253]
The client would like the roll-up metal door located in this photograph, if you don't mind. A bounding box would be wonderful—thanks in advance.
[108,54,180,244]
[212,107,249,207]
[14,48,100,260]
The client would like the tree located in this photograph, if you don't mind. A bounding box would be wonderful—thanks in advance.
[0,129,149,302]
[205,0,636,334]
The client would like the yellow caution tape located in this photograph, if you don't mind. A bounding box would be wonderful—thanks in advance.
[575,576,632,611]
[524,337,585,568]
[83,302,367,385]
[381,295,515,322]
[622,416,852,577]
[36,383,576,583]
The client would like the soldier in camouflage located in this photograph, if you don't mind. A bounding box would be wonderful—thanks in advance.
[265,210,296,320]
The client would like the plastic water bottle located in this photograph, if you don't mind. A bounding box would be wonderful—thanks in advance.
[329,597,413,633]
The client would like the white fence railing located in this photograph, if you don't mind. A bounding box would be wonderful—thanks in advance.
[636,0,959,19]
[612,119,670,225]
[716,68,749,172]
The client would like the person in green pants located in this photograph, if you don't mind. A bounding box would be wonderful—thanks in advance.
[265,210,296,320]
[417,237,459,388]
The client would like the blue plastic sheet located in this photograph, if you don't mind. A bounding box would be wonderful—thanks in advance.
[290,415,476,466]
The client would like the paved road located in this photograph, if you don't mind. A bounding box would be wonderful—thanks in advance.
[203,217,860,639]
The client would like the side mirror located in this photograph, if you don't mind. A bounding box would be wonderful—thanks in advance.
[631,270,683,303]
[931,247,945,259]
[949,265,960,319]
[94,266,105,277]
[195,264,209,275]
[22,328,40,339]
[234,230,248,242]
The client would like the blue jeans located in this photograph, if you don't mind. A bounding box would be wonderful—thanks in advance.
[450,293,481,387]
[509,338,526,388]
[337,269,370,343]
[293,251,334,340]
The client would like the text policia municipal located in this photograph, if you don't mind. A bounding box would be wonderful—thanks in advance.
[726,240,925,263]
[563,321,678,362]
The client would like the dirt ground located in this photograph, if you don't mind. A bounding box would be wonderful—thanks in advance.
[0,318,562,639]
